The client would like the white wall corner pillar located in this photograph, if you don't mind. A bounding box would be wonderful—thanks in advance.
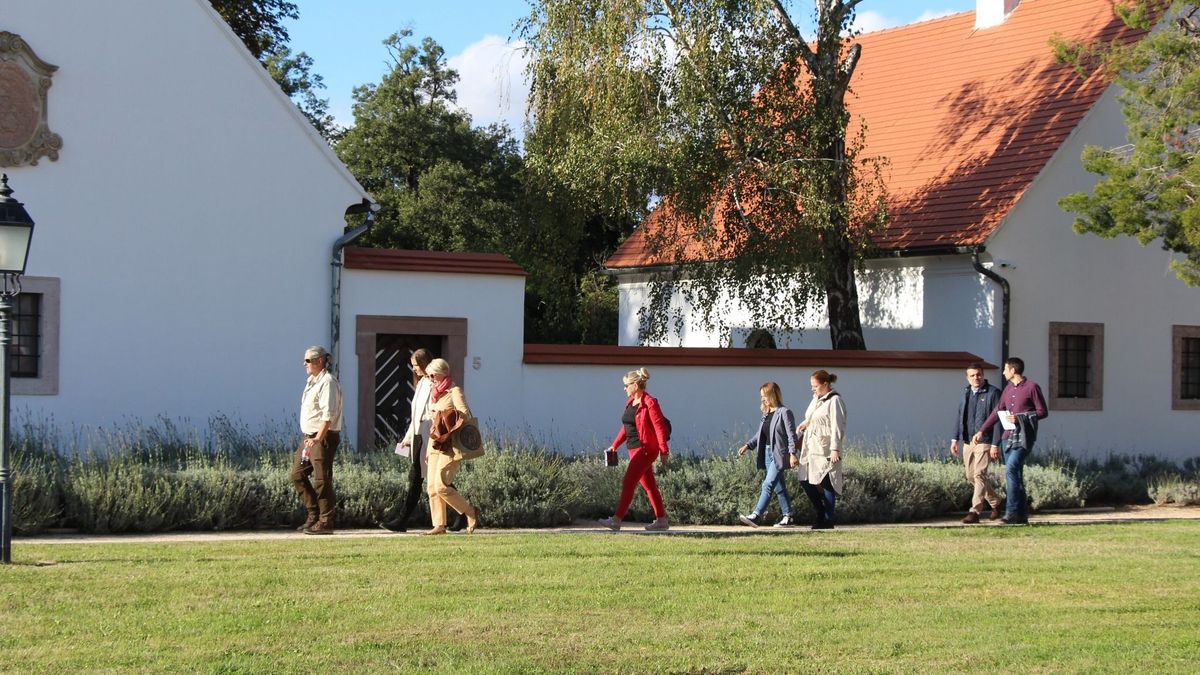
[975,0,1021,30]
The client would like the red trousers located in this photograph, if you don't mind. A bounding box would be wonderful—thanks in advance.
[615,448,666,519]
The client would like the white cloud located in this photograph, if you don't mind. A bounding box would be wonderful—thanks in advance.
[852,10,901,33]
[448,35,530,136]
[914,9,960,23]
[851,7,963,34]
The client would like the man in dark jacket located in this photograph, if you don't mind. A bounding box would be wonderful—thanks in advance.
[951,363,1003,523]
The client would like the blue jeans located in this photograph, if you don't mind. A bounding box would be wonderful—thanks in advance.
[1003,441,1031,520]
[753,460,792,516]
[801,476,837,525]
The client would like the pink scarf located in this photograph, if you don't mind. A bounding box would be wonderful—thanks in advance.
[431,376,455,402]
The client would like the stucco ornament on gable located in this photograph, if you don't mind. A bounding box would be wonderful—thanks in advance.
[0,31,62,167]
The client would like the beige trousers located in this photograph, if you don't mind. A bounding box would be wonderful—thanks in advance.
[426,449,473,528]
[963,442,1000,513]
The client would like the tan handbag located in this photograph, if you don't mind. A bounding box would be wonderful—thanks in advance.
[452,416,485,460]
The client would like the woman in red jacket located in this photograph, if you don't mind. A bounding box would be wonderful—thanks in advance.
[599,367,671,532]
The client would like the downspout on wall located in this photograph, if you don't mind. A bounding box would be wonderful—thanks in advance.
[330,199,378,377]
[972,247,1010,365]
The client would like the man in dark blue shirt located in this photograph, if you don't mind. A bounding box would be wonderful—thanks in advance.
[951,363,1003,523]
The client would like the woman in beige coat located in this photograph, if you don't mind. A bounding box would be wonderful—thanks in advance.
[423,358,480,535]
[796,370,846,529]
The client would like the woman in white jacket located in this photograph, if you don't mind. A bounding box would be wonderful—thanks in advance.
[797,370,846,529]
[379,348,434,532]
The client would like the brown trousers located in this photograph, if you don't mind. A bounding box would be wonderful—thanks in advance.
[963,442,1000,513]
[291,431,339,525]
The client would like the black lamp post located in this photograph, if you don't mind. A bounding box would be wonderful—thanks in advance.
[0,174,35,564]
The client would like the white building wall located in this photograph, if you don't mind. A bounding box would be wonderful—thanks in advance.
[617,256,999,360]
[519,364,959,456]
[3,0,367,429]
[339,270,527,446]
[988,87,1200,457]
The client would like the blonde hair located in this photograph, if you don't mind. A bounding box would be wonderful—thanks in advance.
[426,358,450,377]
[622,367,650,389]
[759,382,783,413]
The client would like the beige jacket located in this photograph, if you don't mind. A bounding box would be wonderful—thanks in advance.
[799,391,847,494]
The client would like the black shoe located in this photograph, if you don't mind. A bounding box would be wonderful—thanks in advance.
[1000,516,1028,525]
[812,521,834,530]
[378,520,407,533]
[448,513,468,532]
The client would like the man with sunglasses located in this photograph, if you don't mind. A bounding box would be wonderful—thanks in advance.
[293,346,343,534]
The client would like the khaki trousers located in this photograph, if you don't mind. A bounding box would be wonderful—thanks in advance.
[963,442,1000,513]
[426,449,473,528]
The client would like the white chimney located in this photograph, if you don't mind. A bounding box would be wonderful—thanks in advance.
[975,0,1021,29]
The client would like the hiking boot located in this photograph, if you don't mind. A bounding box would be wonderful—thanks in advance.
[598,516,622,531]
[644,517,670,531]
[961,511,981,524]
[988,504,1003,520]
[737,513,761,528]
[303,522,334,535]
[297,514,318,532]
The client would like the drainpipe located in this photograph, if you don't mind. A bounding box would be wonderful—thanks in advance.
[330,199,379,377]
[972,247,1010,365]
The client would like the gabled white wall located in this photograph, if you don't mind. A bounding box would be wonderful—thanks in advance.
[340,270,526,446]
[987,86,1200,457]
[3,0,367,430]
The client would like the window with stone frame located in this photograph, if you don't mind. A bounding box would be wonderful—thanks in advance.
[1048,322,1103,411]
[1173,325,1200,411]
[8,276,59,396]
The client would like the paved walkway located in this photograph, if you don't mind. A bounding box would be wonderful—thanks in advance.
[18,504,1200,544]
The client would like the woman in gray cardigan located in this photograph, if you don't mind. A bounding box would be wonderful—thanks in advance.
[736,382,800,528]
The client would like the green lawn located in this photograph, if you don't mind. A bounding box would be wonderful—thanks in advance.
[3,523,1199,673]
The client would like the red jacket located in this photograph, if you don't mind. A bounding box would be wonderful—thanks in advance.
[610,393,670,455]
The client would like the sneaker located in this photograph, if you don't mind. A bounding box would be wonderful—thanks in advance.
[737,513,761,528]
[598,516,622,531]
[644,517,670,531]
[961,512,980,524]
[773,514,795,528]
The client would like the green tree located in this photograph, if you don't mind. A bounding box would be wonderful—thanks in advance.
[209,0,297,60]
[335,32,522,252]
[210,0,340,143]
[1054,1,1200,285]
[519,0,886,348]
[333,32,622,343]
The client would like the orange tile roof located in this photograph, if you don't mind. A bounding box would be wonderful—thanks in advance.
[606,0,1147,269]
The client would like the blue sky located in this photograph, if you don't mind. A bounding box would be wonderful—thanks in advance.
[287,1,979,132]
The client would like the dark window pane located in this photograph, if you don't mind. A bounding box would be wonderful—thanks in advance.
[1057,334,1092,398]
[1183,337,1200,400]
[8,292,40,378]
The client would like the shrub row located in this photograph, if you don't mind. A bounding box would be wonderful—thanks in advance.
[8,418,1197,534]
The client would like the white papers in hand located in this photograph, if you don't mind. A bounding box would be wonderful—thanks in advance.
[1000,411,1017,431]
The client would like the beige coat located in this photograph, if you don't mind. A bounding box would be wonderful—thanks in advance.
[427,386,472,459]
[799,391,847,494]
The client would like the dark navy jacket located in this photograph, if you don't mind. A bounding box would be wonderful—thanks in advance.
[745,406,799,470]
[953,381,1002,447]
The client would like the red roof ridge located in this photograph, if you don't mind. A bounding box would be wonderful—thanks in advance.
[344,246,527,277]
